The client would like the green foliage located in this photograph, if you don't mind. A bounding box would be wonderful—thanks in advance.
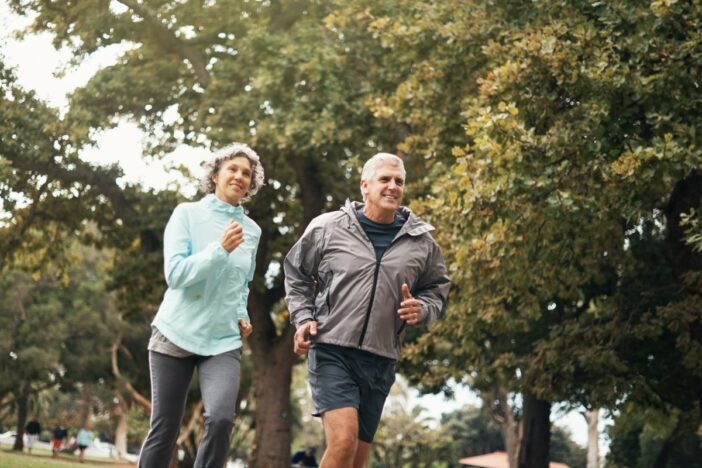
[439,405,504,464]
[371,381,452,467]
[0,240,115,404]
[3,2,437,462]
[339,0,702,416]
[681,208,702,252]
[4,0,702,462]
[606,403,702,468]
[550,426,585,468]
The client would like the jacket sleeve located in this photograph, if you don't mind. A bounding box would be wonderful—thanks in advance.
[163,204,228,289]
[236,240,258,322]
[415,238,450,326]
[284,218,325,328]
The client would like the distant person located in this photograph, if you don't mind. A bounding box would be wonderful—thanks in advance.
[291,446,318,467]
[285,152,450,467]
[52,421,68,458]
[76,423,94,463]
[25,417,41,454]
[137,143,264,468]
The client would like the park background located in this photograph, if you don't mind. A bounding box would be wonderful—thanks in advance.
[1,1,701,467]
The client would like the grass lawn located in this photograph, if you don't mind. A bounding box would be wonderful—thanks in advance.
[0,448,134,467]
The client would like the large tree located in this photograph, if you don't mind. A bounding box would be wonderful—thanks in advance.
[6,1,702,465]
[0,239,116,451]
[322,1,702,466]
[4,1,409,464]
[0,55,175,457]
[390,1,702,466]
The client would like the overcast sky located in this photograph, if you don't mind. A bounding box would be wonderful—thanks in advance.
[0,1,209,195]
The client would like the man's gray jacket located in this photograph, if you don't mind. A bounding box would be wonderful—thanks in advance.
[284,200,450,360]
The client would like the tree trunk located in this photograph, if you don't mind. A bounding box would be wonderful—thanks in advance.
[653,433,675,468]
[517,393,550,468]
[653,415,684,468]
[248,327,296,467]
[584,409,599,468]
[484,391,520,468]
[79,382,93,428]
[176,400,203,468]
[179,430,198,468]
[12,381,31,451]
[114,398,129,460]
[244,154,323,466]
[500,397,520,468]
[504,425,520,468]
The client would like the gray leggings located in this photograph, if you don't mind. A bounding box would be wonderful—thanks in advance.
[138,349,242,468]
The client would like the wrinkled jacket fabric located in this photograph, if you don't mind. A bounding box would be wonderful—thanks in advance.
[284,200,450,360]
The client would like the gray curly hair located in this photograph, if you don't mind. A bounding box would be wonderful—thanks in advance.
[201,143,265,203]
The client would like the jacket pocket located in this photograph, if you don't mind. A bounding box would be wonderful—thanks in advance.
[314,270,334,320]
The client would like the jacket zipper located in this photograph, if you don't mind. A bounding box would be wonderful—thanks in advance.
[353,210,411,349]
[357,256,382,348]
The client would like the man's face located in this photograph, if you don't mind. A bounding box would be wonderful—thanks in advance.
[361,163,405,216]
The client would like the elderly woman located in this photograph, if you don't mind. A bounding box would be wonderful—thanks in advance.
[138,143,264,468]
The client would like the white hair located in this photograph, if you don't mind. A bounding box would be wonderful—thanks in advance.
[201,143,265,203]
[359,152,405,201]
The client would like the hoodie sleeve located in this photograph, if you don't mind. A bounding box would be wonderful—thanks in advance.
[163,204,228,289]
[284,217,326,328]
[414,237,450,326]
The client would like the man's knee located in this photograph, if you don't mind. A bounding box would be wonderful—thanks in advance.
[323,410,359,456]
[328,432,358,456]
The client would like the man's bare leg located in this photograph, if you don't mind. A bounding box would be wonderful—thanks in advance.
[320,407,359,468]
[353,440,372,468]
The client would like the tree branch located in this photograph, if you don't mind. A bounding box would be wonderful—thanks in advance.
[4,151,137,224]
[177,400,204,445]
[111,337,152,412]
[118,0,210,87]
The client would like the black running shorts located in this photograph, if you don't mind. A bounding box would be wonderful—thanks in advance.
[308,343,396,442]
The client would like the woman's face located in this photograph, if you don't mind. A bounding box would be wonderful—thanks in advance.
[213,156,253,205]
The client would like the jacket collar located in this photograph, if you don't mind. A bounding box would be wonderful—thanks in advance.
[341,199,434,236]
[204,193,245,216]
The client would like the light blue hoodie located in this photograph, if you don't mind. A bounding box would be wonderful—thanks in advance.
[152,194,261,355]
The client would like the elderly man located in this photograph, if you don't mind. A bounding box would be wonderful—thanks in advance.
[284,152,450,467]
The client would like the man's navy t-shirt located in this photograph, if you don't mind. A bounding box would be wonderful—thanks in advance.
[355,209,406,260]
